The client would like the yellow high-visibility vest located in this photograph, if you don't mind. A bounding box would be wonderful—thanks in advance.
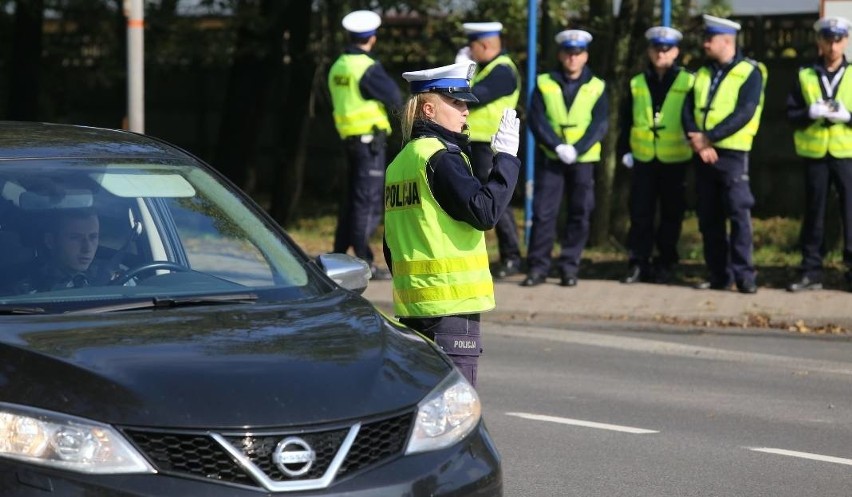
[467,55,521,142]
[629,69,694,163]
[328,54,392,138]
[536,73,605,162]
[793,66,852,158]
[692,60,767,151]
[384,137,495,317]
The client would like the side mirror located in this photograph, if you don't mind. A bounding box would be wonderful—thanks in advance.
[316,253,371,294]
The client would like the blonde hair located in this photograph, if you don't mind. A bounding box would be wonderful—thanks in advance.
[400,92,441,143]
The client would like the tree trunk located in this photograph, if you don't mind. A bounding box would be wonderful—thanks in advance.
[8,0,45,120]
[270,0,313,225]
[213,0,287,191]
[588,0,655,247]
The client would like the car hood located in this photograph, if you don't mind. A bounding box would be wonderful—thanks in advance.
[0,291,449,428]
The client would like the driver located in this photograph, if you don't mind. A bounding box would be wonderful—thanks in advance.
[16,208,111,293]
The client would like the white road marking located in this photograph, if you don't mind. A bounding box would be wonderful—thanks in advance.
[748,447,852,466]
[506,412,658,434]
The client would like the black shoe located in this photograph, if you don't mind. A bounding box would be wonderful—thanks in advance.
[560,274,578,287]
[737,279,758,294]
[786,275,822,292]
[654,266,674,285]
[370,265,392,281]
[620,265,642,284]
[493,259,521,279]
[694,279,731,290]
[521,273,546,287]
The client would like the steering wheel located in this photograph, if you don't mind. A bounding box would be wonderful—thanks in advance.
[110,261,191,286]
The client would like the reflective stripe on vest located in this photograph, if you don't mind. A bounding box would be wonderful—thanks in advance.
[629,70,694,163]
[537,73,605,162]
[384,137,495,317]
[692,60,766,151]
[328,54,392,138]
[793,66,852,158]
[467,55,521,142]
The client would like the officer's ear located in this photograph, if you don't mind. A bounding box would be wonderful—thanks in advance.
[421,97,437,120]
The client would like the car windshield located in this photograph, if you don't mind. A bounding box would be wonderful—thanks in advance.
[0,159,324,312]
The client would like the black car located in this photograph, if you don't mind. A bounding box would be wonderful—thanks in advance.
[0,122,501,496]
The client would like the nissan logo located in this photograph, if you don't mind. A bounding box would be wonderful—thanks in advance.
[272,437,316,477]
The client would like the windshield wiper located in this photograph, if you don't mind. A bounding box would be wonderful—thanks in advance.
[152,294,259,308]
[66,293,259,314]
[0,306,46,315]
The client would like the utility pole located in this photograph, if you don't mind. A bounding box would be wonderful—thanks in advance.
[125,0,145,133]
[524,0,538,244]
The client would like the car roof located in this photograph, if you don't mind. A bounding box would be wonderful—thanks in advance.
[0,121,192,161]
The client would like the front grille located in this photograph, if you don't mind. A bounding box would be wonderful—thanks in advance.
[122,411,414,491]
[125,431,255,486]
[339,413,412,476]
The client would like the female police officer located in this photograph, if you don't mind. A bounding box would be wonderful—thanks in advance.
[382,61,520,387]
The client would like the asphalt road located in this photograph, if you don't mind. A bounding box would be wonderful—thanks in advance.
[476,322,852,497]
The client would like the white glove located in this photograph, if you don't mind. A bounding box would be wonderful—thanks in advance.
[809,101,831,120]
[490,109,520,156]
[621,153,634,169]
[555,144,577,164]
[826,101,852,123]
[455,46,472,64]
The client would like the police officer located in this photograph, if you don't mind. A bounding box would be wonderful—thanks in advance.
[522,29,608,287]
[786,16,852,292]
[619,26,694,285]
[328,10,402,280]
[455,21,523,279]
[383,62,521,387]
[683,15,766,294]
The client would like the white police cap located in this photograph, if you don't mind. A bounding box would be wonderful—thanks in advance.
[341,10,381,37]
[555,29,593,50]
[702,14,741,35]
[402,62,479,103]
[814,16,852,38]
[645,26,683,46]
[462,22,503,40]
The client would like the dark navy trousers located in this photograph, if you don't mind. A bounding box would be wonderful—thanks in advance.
[398,314,482,387]
[525,158,595,277]
[626,159,688,268]
[333,135,386,264]
[469,142,521,264]
[798,157,852,278]
[694,150,756,285]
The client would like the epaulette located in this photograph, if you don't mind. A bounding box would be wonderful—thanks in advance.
[432,135,462,154]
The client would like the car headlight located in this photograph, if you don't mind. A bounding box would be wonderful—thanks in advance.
[405,371,481,454]
[0,402,153,474]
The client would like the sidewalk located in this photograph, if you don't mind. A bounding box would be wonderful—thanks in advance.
[361,274,852,334]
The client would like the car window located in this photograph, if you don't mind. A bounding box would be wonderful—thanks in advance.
[0,160,323,312]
